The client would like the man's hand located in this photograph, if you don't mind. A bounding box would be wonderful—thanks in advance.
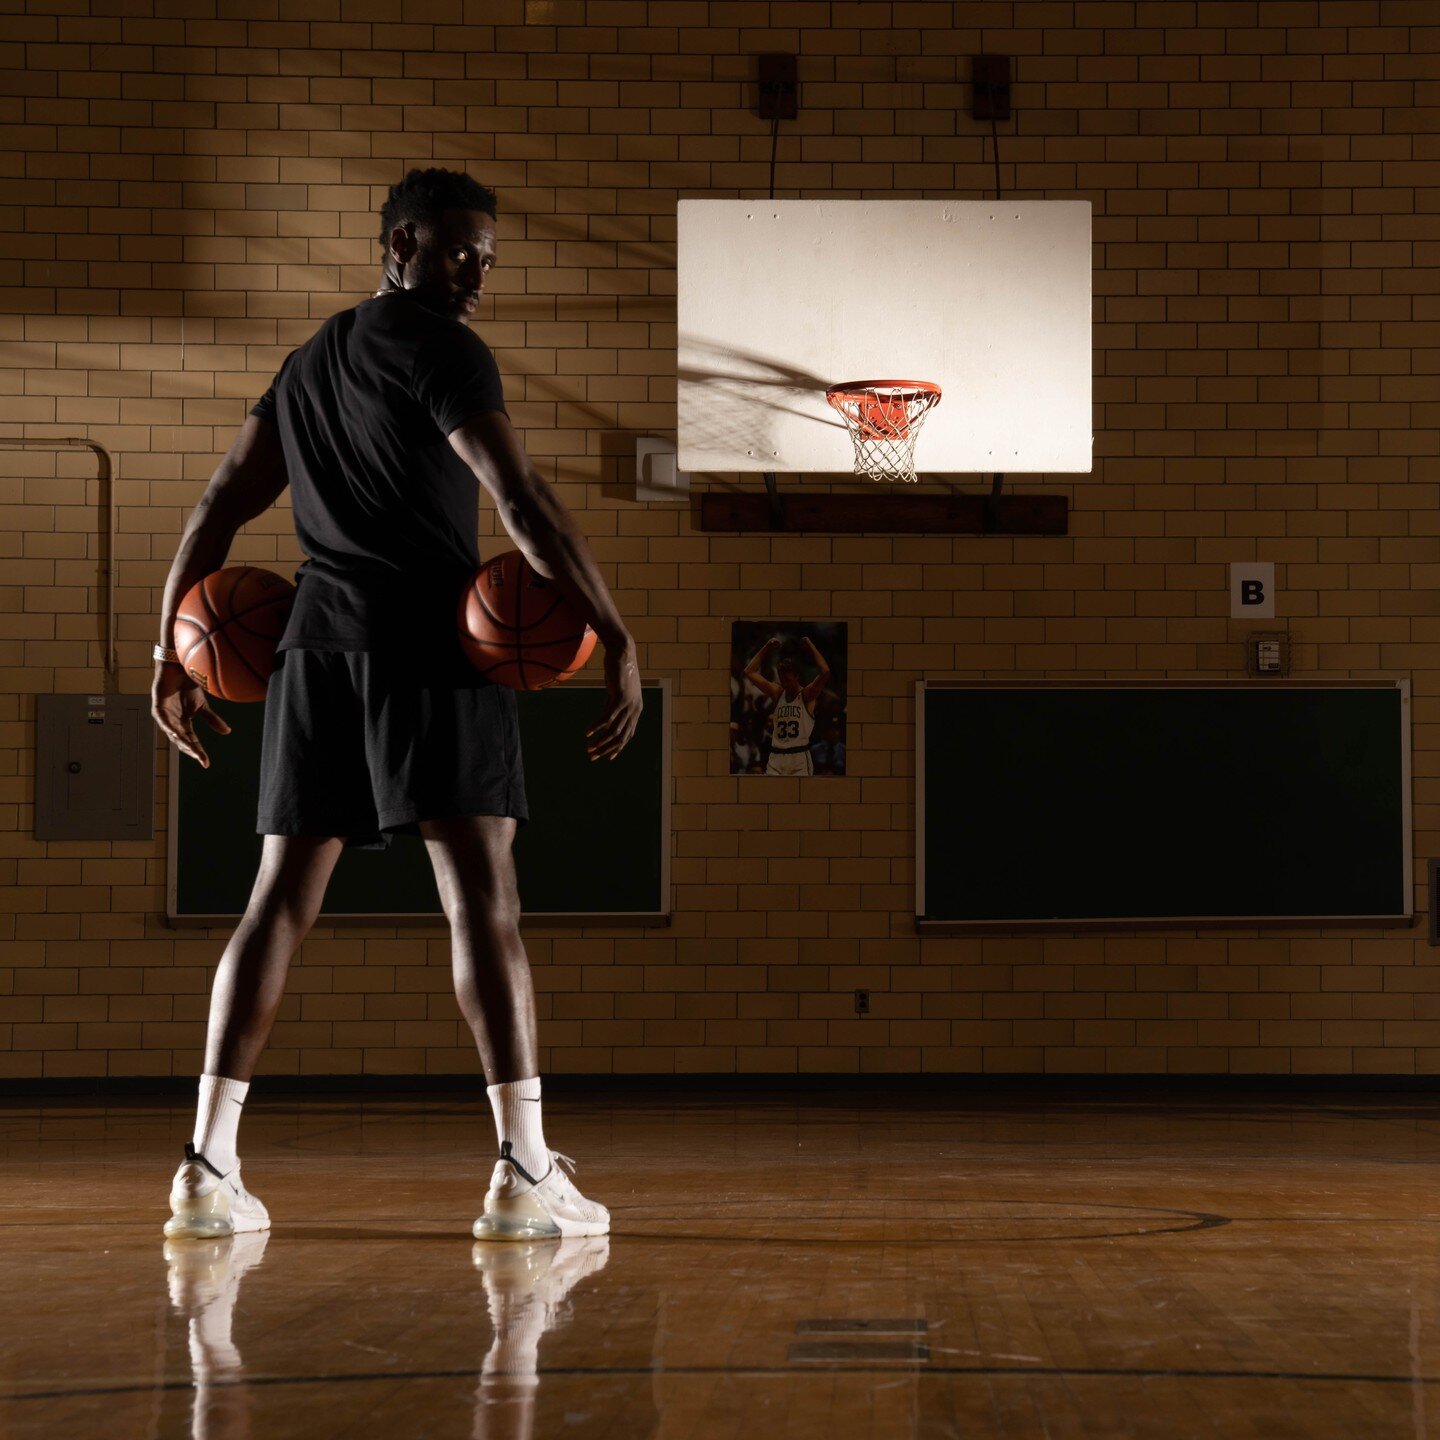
[151,662,231,769]
[585,636,642,762]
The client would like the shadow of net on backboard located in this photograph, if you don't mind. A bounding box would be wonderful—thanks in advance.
[677,337,846,470]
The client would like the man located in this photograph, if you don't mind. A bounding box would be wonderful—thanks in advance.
[151,168,641,1242]
[742,635,830,777]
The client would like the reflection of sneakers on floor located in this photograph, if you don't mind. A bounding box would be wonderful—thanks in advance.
[473,1236,611,1412]
[472,1145,609,1241]
[472,1235,611,1333]
[164,1143,270,1240]
[164,1230,270,1380]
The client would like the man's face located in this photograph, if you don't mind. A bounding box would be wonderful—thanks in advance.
[397,208,497,319]
[779,667,799,696]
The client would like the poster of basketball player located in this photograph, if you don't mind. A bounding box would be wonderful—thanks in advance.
[730,621,848,776]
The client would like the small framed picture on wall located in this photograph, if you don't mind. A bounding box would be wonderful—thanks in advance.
[729,621,848,776]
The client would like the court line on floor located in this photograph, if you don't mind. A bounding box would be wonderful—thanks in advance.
[0,1217,1234,1242]
[8,1362,1440,1403]
[21,1214,1440,1235]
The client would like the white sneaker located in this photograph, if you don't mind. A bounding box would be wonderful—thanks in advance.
[163,1143,271,1240]
[472,1144,610,1241]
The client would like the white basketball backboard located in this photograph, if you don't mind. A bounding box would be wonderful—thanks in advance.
[676,200,1092,476]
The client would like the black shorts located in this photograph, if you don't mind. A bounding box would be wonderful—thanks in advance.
[256,647,527,849]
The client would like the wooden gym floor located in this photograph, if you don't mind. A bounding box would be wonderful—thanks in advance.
[3,1089,1439,1438]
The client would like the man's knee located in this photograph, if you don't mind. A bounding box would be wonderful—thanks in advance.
[444,866,521,934]
[422,816,521,928]
[243,836,342,938]
[240,891,320,949]
[246,869,329,938]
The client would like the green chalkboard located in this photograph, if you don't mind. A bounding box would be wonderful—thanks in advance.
[168,682,669,921]
[918,681,1411,928]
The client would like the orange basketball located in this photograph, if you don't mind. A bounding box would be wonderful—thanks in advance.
[458,550,597,690]
[174,566,295,703]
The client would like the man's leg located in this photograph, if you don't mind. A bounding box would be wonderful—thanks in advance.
[204,832,347,1080]
[419,814,536,1083]
[166,833,343,1239]
[421,814,608,1240]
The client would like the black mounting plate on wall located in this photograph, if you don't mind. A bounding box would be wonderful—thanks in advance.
[972,54,1011,120]
[757,54,798,120]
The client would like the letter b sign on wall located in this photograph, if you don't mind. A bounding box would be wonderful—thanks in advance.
[1230,562,1276,620]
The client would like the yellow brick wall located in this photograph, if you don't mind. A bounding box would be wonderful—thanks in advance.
[3,1,1438,1078]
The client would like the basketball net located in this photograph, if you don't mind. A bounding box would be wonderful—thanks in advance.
[825,380,942,483]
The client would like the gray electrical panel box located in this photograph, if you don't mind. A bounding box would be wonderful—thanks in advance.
[35,694,155,841]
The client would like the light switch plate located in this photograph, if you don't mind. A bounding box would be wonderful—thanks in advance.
[636,437,690,503]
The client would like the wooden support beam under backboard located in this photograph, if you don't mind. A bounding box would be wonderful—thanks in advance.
[699,492,1068,535]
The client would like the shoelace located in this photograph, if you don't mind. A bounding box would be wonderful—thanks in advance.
[547,1154,580,1197]
[547,1154,603,1219]
[548,1153,600,1213]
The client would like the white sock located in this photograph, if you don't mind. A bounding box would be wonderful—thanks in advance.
[487,1077,548,1178]
[192,1074,249,1175]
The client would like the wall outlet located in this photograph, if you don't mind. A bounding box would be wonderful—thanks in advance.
[854,989,870,1016]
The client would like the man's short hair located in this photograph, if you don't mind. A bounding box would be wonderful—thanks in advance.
[378,167,498,245]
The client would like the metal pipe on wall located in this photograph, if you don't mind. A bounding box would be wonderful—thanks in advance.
[0,436,117,692]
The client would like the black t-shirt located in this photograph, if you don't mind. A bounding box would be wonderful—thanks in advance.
[251,288,506,657]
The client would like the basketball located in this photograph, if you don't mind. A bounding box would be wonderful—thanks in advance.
[458,550,597,690]
[173,566,295,703]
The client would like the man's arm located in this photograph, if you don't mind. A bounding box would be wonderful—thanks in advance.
[801,636,830,708]
[448,411,642,761]
[152,415,289,768]
[742,637,782,701]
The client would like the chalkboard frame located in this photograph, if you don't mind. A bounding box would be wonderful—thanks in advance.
[915,678,1414,933]
[165,679,671,926]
